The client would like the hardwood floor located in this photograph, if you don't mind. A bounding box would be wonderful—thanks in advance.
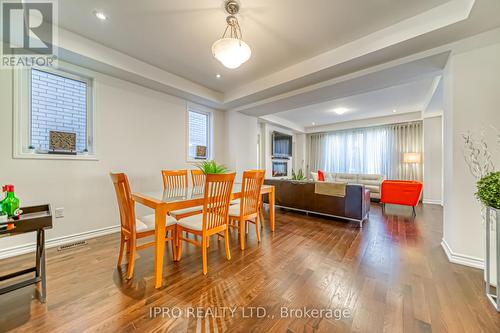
[0,203,499,332]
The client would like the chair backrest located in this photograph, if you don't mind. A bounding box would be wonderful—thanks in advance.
[191,169,206,187]
[240,170,265,216]
[110,173,135,235]
[162,169,188,190]
[202,173,236,232]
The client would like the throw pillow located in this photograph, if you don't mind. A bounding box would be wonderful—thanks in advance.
[318,169,325,181]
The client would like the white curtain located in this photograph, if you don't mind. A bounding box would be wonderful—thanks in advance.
[308,121,422,180]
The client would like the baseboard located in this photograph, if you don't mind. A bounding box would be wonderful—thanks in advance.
[423,199,443,205]
[0,225,120,260]
[441,239,484,269]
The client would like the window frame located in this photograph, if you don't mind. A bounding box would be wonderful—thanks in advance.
[13,64,97,160]
[186,103,213,163]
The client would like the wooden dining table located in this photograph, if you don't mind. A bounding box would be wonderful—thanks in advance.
[132,183,275,288]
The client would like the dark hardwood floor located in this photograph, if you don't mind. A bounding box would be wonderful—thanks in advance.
[0,203,499,332]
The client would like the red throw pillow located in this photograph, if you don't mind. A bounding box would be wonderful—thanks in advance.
[318,170,325,181]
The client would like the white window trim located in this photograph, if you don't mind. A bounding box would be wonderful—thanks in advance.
[186,102,213,163]
[13,64,97,161]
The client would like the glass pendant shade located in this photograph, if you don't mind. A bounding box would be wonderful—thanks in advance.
[212,37,251,69]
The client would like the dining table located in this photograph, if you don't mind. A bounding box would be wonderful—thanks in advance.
[131,183,275,288]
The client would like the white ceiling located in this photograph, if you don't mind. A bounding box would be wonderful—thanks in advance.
[58,0,449,92]
[273,78,437,128]
[51,0,500,128]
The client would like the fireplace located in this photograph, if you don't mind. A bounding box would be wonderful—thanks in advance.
[272,161,288,177]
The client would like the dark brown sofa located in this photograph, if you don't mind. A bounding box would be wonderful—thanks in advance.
[263,179,370,227]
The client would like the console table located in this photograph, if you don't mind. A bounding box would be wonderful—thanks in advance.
[0,205,52,303]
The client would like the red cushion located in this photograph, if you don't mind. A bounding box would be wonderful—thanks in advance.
[317,170,325,181]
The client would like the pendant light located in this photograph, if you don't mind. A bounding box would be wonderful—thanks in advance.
[212,1,251,69]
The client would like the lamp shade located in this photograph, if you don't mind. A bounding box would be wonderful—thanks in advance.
[403,152,421,163]
[212,38,251,69]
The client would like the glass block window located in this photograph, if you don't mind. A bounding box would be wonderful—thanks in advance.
[188,108,211,160]
[30,68,89,152]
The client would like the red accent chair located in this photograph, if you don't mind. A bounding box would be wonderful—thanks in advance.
[380,180,423,216]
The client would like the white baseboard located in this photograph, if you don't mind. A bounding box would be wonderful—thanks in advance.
[0,225,120,260]
[423,199,443,205]
[441,238,484,269]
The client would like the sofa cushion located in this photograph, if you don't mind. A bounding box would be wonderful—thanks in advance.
[335,173,358,183]
[358,174,384,181]
[364,185,380,194]
[325,173,336,182]
[318,170,325,181]
[311,172,318,181]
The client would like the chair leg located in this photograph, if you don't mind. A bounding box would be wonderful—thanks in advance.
[175,227,183,262]
[259,205,265,229]
[170,229,177,261]
[202,237,208,275]
[255,218,261,243]
[117,235,125,268]
[206,236,210,248]
[245,221,249,234]
[224,228,231,260]
[126,237,136,279]
[239,218,245,250]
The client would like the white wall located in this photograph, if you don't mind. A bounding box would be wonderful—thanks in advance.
[442,40,500,269]
[260,123,295,179]
[224,111,259,182]
[0,66,227,256]
[294,133,307,173]
[423,115,443,204]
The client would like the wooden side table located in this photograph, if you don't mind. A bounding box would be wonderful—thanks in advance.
[0,205,52,303]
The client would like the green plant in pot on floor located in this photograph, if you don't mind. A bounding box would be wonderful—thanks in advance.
[196,160,229,174]
[476,172,500,210]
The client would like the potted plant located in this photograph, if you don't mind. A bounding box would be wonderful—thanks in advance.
[463,128,499,311]
[196,160,229,174]
[476,172,500,210]
[291,169,307,181]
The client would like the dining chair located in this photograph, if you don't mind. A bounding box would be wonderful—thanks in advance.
[175,173,236,275]
[110,172,177,279]
[162,169,202,220]
[228,170,265,250]
[190,169,206,187]
[161,169,188,189]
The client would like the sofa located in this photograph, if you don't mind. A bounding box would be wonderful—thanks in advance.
[263,179,370,227]
[311,172,385,199]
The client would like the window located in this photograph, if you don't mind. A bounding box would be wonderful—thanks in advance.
[31,69,89,152]
[309,121,423,180]
[13,65,95,159]
[187,104,212,161]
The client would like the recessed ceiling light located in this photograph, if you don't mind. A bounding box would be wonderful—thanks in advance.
[332,108,348,115]
[216,74,221,78]
[312,122,316,126]
[94,11,107,21]
[393,109,397,113]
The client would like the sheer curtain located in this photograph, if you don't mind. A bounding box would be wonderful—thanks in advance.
[308,121,422,180]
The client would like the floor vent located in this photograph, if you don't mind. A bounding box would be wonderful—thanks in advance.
[57,240,88,251]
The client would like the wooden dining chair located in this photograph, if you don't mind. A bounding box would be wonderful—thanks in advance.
[175,173,236,275]
[161,169,188,189]
[162,169,202,220]
[191,169,206,187]
[110,172,177,279]
[228,170,265,250]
